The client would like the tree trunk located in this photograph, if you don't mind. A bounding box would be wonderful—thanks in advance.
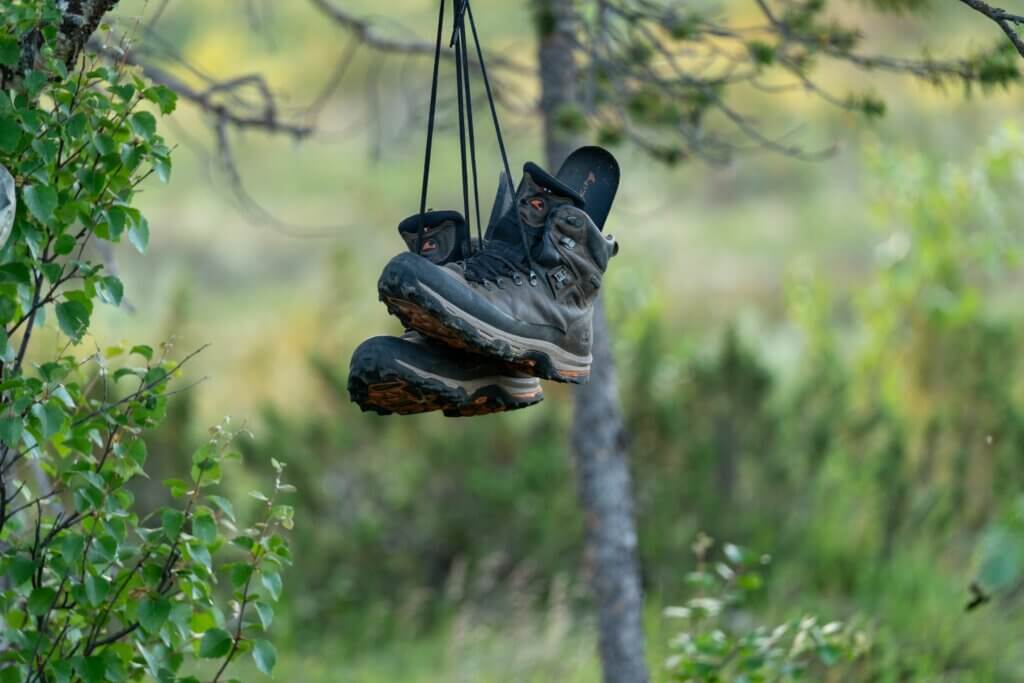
[2,0,121,90]
[535,3,649,682]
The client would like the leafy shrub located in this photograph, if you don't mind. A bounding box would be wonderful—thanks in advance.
[663,535,868,681]
[232,126,1024,679]
[0,3,291,681]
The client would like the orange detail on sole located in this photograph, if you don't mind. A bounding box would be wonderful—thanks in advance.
[385,297,589,383]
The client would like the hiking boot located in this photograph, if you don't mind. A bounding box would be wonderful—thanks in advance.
[348,333,544,417]
[348,210,544,417]
[377,163,619,384]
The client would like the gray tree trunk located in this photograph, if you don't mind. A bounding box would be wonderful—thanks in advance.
[536,3,649,682]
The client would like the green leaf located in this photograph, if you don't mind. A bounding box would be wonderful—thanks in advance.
[84,574,109,606]
[229,563,253,589]
[817,644,841,666]
[31,401,65,439]
[198,628,233,659]
[139,597,171,635]
[188,543,212,572]
[120,143,143,172]
[127,215,149,254]
[261,571,282,602]
[0,664,25,683]
[113,367,143,383]
[130,112,158,140]
[105,206,128,239]
[53,233,77,256]
[0,263,30,285]
[27,587,56,616]
[145,85,178,115]
[8,555,36,586]
[978,527,1024,591]
[97,276,124,306]
[165,478,189,498]
[18,109,42,134]
[0,417,23,448]
[0,114,21,154]
[0,37,19,67]
[162,508,185,539]
[66,111,88,138]
[31,139,57,165]
[23,185,58,223]
[254,602,274,630]
[73,656,106,683]
[92,133,116,157]
[52,385,75,409]
[56,300,91,341]
[154,156,172,183]
[131,345,154,361]
[111,84,136,102]
[193,512,218,545]
[208,495,236,523]
[252,640,277,675]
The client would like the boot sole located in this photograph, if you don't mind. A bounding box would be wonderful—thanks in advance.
[380,284,592,384]
[348,354,544,418]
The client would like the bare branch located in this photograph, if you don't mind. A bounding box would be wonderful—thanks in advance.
[309,0,439,56]
[88,40,312,140]
[309,0,529,74]
[958,0,1024,57]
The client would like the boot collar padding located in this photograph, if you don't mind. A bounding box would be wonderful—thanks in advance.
[522,162,585,208]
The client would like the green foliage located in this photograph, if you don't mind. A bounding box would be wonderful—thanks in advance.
[667,13,704,42]
[746,41,777,66]
[553,104,588,135]
[529,0,557,38]
[0,3,291,681]
[231,126,1024,679]
[663,536,868,681]
[845,93,886,119]
[966,43,1021,91]
[864,0,934,13]
[596,124,625,147]
[976,498,1024,593]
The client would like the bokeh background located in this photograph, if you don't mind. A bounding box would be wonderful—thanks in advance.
[87,0,1024,680]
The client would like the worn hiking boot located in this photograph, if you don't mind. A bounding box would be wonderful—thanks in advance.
[348,333,544,417]
[378,163,619,384]
[348,210,544,417]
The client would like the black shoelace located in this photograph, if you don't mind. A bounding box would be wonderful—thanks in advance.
[461,237,538,287]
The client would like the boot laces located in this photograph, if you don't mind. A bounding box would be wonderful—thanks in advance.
[462,214,540,287]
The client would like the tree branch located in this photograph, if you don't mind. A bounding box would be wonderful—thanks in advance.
[58,1,124,67]
[88,41,312,140]
[309,0,528,73]
[958,0,1024,57]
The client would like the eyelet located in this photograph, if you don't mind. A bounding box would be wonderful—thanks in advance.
[528,271,538,287]
[512,273,523,286]
[496,278,506,289]
[483,280,494,290]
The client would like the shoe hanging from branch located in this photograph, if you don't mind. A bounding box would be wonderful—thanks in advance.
[347,1,622,419]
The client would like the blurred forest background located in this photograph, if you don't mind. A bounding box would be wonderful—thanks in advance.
[80,0,1024,680]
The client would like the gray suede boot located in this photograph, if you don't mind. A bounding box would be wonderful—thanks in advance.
[348,211,543,417]
[378,163,618,384]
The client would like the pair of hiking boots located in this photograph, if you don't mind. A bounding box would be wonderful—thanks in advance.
[348,157,618,417]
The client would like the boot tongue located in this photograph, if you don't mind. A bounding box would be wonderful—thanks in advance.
[486,209,548,272]
[486,207,524,246]
[486,163,584,252]
[398,211,469,264]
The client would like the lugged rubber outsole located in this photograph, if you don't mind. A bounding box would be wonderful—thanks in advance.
[380,288,593,385]
[378,255,593,385]
[348,354,543,418]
